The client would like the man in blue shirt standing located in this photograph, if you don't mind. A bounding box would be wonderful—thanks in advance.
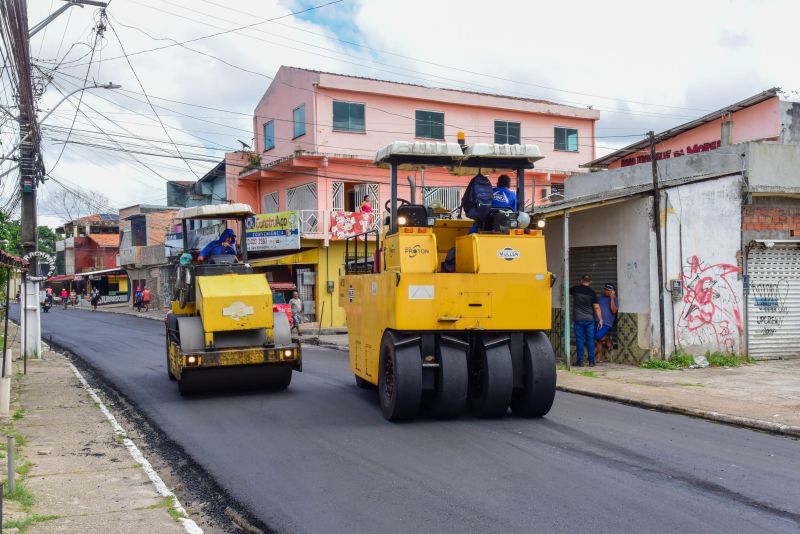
[595,283,619,362]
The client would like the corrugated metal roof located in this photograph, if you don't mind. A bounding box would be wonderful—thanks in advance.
[584,88,780,168]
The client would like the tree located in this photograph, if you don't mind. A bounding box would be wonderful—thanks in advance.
[41,182,112,223]
[37,225,55,255]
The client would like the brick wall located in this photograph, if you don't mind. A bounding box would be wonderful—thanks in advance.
[742,206,800,236]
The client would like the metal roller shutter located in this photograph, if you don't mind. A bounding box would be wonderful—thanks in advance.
[747,244,800,359]
[570,245,617,288]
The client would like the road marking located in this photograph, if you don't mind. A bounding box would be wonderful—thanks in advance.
[67,361,203,534]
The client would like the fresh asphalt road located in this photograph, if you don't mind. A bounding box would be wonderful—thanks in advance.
[17,305,800,534]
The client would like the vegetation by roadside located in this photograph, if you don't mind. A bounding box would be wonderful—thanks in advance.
[640,350,753,370]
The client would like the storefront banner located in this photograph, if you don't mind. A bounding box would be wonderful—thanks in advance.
[245,211,300,251]
[330,212,374,240]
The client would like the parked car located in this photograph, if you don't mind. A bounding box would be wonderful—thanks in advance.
[272,291,293,327]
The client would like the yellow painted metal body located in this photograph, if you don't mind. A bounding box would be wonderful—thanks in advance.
[341,221,552,385]
[168,271,301,381]
[196,273,273,346]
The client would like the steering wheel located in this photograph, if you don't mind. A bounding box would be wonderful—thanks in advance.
[385,198,411,212]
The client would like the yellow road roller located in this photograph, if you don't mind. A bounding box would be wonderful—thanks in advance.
[340,141,556,421]
[165,203,301,395]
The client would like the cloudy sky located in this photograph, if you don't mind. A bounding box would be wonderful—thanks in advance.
[14,0,799,227]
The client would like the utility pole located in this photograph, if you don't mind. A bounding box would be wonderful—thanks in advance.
[8,0,110,360]
[649,131,667,360]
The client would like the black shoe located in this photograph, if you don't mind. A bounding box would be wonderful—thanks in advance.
[589,362,596,367]
[574,361,584,367]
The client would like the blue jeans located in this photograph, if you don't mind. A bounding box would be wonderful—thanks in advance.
[574,320,596,364]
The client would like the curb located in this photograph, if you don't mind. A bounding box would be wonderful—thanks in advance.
[557,383,800,438]
[67,360,203,533]
[303,337,348,352]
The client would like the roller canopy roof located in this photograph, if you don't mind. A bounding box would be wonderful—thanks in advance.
[177,203,254,220]
[374,141,544,168]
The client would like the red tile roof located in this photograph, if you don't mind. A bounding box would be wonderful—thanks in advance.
[89,234,120,248]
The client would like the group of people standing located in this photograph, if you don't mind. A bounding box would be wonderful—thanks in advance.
[43,286,102,311]
[569,274,619,367]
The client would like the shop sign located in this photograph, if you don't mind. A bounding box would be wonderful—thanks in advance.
[23,251,55,282]
[245,211,300,251]
[620,140,722,167]
[165,223,226,255]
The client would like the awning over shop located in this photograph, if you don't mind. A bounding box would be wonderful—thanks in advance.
[47,274,83,282]
[270,282,297,291]
[76,267,126,277]
[249,248,319,267]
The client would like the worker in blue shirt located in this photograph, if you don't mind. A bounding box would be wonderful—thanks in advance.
[198,228,237,261]
[492,174,517,210]
[469,174,517,233]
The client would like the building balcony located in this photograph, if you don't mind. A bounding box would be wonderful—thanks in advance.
[294,209,379,240]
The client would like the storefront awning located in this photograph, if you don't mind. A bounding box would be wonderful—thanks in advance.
[77,267,126,277]
[47,274,83,282]
[270,282,297,291]
[249,248,319,267]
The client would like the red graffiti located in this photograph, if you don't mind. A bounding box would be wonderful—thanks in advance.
[676,256,742,352]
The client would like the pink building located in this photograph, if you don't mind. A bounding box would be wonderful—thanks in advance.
[586,88,785,169]
[225,66,600,327]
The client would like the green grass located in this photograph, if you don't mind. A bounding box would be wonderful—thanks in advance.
[15,459,31,477]
[705,351,753,367]
[676,382,706,387]
[2,514,61,532]
[12,407,25,420]
[640,359,678,370]
[641,350,753,370]
[4,481,36,509]
[572,370,602,378]
[147,496,176,509]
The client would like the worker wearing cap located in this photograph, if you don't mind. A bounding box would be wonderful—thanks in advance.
[595,283,619,362]
[569,274,603,367]
[198,228,237,262]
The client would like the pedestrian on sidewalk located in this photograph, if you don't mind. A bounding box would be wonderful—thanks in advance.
[289,291,303,337]
[90,287,101,311]
[569,274,603,367]
[134,286,144,312]
[595,283,619,363]
[142,287,151,312]
[69,288,77,307]
[60,288,68,309]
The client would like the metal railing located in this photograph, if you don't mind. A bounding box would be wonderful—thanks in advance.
[344,229,380,274]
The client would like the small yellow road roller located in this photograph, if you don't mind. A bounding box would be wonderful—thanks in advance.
[165,203,301,395]
[341,142,556,421]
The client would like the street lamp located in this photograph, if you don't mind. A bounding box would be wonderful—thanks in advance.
[0,83,121,163]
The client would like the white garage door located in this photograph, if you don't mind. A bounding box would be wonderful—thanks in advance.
[747,244,800,359]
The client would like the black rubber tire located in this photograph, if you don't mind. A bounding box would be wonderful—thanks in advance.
[355,375,373,389]
[165,315,177,381]
[431,342,468,418]
[510,332,557,417]
[268,364,293,390]
[378,332,422,421]
[468,336,513,418]
[178,371,194,396]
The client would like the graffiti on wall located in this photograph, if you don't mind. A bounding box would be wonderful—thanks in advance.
[676,256,742,352]
[750,280,789,337]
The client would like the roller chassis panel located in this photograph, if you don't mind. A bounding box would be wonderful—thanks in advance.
[167,339,302,381]
[341,270,552,385]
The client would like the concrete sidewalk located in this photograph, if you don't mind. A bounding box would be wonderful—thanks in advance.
[307,332,800,437]
[0,323,199,533]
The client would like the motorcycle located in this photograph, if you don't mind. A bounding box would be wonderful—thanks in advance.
[40,298,52,313]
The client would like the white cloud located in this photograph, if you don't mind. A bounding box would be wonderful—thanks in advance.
[16,0,799,226]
